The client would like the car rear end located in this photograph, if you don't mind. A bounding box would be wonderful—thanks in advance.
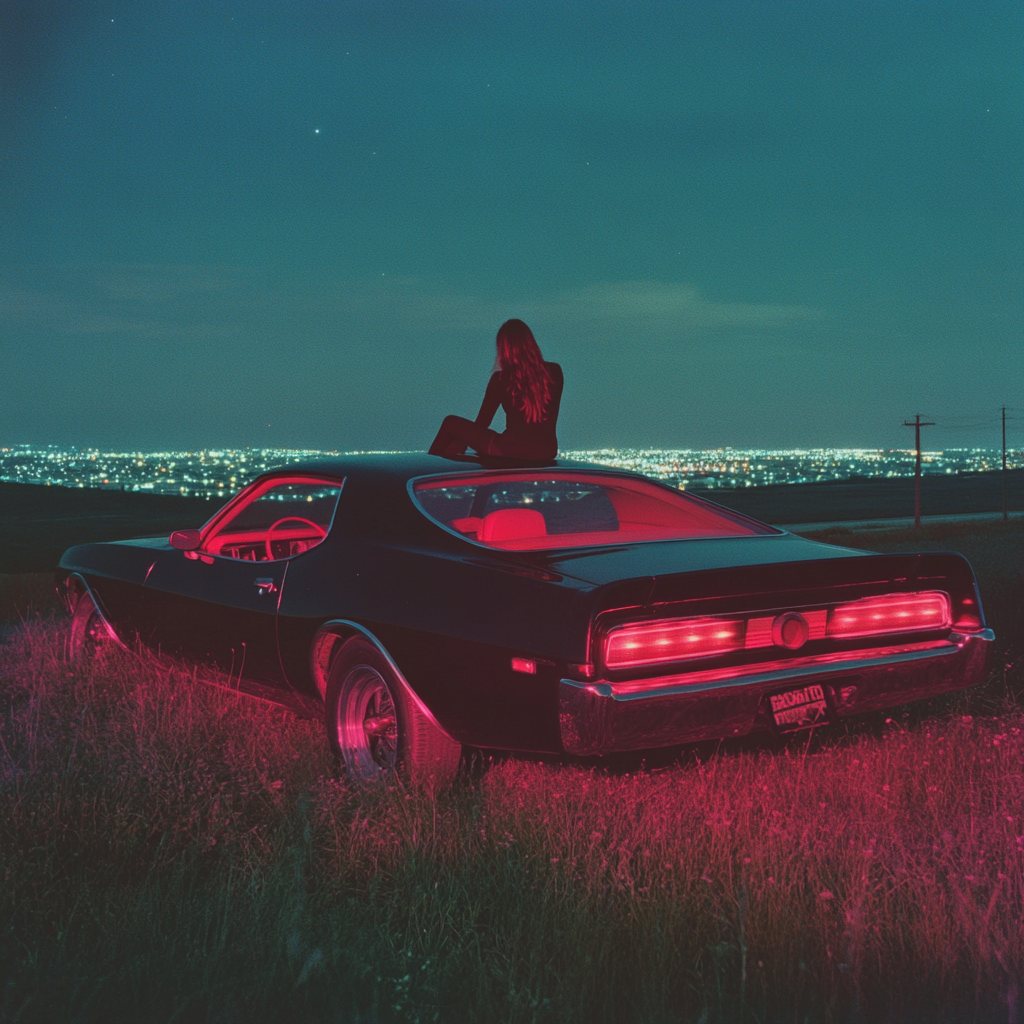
[559,550,993,755]
[407,463,992,755]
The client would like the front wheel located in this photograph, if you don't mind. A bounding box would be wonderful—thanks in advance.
[68,590,117,659]
[325,638,461,788]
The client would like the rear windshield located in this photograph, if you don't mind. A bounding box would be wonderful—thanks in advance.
[411,471,776,551]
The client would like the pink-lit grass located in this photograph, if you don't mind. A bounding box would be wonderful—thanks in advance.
[2,520,1021,1021]
[2,613,1022,1023]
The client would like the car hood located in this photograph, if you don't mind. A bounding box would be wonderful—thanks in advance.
[527,533,865,586]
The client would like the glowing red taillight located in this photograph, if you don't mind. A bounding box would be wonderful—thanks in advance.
[826,591,951,639]
[604,617,745,670]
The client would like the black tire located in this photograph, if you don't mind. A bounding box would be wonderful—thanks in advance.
[69,590,116,659]
[325,637,461,788]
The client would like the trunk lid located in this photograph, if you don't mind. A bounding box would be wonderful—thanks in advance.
[531,532,863,587]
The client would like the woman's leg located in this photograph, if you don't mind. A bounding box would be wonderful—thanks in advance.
[428,415,498,457]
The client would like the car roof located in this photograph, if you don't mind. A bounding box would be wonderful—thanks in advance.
[257,451,784,545]
[259,451,604,484]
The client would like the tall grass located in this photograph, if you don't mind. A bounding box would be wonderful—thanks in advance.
[2,521,1022,1022]
[2,620,1022,1023]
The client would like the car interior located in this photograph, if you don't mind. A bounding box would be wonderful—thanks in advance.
[413,473,775,551]
[201,479,343,561]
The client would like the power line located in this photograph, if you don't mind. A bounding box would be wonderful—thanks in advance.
[1003,406,1009,521]
[905,413,937,528]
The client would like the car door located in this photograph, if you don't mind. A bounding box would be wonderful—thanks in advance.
[142,476,343,682]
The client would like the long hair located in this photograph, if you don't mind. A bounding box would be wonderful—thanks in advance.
[495,319,551,424]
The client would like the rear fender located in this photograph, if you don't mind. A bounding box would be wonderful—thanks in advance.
[309,620,456,741]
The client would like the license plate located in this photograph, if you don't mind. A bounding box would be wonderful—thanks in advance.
[768,684,829,731]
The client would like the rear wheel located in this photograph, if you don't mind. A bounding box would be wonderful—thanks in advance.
[325,638,461,788]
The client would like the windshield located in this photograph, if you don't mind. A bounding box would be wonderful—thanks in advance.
[412,471,776,551]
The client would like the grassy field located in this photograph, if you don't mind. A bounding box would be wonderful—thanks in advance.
[1,521,1022,1022]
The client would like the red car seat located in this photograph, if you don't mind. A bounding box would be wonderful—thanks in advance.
[479,508,548,543]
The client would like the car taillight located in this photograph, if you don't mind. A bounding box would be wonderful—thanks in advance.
[604,617,745,670]
[826,591,951,639]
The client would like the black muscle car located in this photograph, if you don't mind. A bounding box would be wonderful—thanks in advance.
[57,454,993,784]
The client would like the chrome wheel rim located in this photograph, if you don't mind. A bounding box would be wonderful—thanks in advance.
[82,609,107,646]
[337,665,399,781]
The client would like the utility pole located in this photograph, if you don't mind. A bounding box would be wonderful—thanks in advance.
[903,414,935,528]
[1002,406,1008,521]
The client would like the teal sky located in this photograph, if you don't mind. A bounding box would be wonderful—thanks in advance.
[2,1,1021,451]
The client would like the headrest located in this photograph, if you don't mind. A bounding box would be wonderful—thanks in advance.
[479,508,548,542]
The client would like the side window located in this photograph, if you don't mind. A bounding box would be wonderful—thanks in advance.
[203,479,343,561]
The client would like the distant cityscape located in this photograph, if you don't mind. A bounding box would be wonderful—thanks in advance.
[1,444,1020,500]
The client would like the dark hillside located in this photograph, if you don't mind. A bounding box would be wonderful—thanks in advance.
[700,468,1023,525]
[0,481,215,573]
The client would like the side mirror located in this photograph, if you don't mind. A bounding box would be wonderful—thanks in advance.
[169,529,202,551]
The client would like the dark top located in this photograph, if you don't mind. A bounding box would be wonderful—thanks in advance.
[475,361,563,459]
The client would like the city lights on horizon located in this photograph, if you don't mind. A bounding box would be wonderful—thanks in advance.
[0,444,1019,501]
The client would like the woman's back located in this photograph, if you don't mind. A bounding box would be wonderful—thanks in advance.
[479,361,563,459]
[428,320,561,462]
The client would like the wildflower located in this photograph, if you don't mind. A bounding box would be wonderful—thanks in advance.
[819,890,834,900]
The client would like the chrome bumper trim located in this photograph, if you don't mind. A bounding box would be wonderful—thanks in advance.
[559,629,993,756]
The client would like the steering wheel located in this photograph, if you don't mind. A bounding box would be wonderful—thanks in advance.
[265,516,326,561]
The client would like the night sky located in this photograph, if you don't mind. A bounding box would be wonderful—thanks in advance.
[2,1,1021,452]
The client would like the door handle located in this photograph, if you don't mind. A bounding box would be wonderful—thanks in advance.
[254,578,277,594]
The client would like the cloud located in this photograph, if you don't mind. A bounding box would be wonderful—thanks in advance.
[302,277,823,337]
[85,264,256,303]
[0,264,822,346]
[0,264,252,341]
[526,281,822,333]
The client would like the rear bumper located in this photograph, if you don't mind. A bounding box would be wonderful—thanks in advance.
[558,629,994,755]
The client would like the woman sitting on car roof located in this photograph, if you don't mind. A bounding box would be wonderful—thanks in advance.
[428,319,563,462]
